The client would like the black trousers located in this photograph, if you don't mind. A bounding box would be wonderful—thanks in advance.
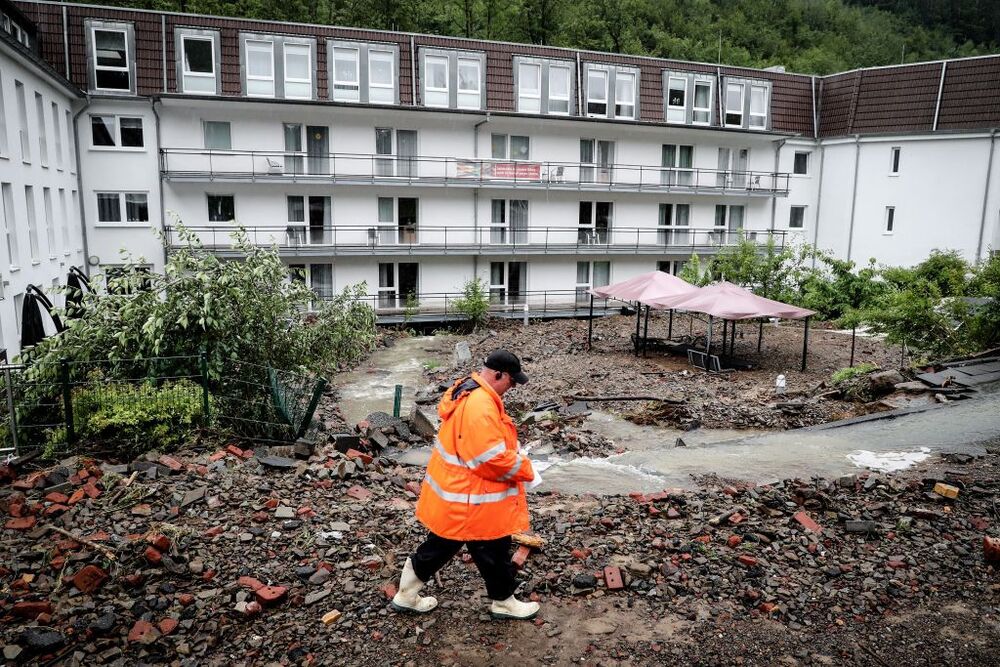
[410,532,516,601]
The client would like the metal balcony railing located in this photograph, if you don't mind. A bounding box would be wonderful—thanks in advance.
[164,224,787,255]
[159,149,791,195]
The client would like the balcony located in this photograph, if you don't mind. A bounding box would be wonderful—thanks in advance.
[164,224,787,257]
[159,149,791,196]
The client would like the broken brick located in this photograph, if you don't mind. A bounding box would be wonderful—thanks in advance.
[380,583,397,599]
[511,545,531,568]
[984,536,1000,562]
[158,618,179,636]
[5,516,37,530]
[13,600,52,619]
[45,492,70,504]
[727,535,743,548]
[346,449,373,465]
[158,455,184,472]
[793,511,823,535]
[737,555,758,567]
[227,445,245,458]
[128,620,160,644]
[239,576,265,591]
[208,451,228,462]
[178,593,195,606]
[68,488,86,505]
[72,565,108,594]
[144,547,163,565]
[147,534,171,552]
[603,565,624,591]
[571,548,591,560]
[82,482,101,499]
[346,485,372,501]
[255,585,288,606]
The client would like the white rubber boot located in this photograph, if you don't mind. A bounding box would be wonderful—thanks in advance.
[490,595,540,620]
[390,558,438,614]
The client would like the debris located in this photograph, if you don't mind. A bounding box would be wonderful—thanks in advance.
[322,609,343,625]
[933,482,960,499]
[512,533,545,549]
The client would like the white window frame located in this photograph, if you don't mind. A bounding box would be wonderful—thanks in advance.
[548,64,571,115]
[95,191,149,224]
[89,114,144,151]
[203,120,232,150]
[245,39,275,98]
[789,205,806,229]
[51,102,63,170]
[424,54,449,108]
[889,146,901,175]
[42,187,55,257]
[884,206,895,234]
[456,57,481,110]
[658,203,691,244]
[283,42,313,100]
[749,84,768,129]
[368,49,395,104]
[24,185,39,261]
[35,93,47,168]
[586,67,609,117]
[90,26,132,93]
[331,46,360,102]
[207,194,236,223]
[793,151,810,175]
[666,76,686,124]
[1,182,19,269]
[181,34,217,94]
[517,61,541,114]
[614,71,636,120]
[725,82,744,127]
[692,78,713,125]
[0,75,7,158]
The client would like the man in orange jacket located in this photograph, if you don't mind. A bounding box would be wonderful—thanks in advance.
[391,350,540,620]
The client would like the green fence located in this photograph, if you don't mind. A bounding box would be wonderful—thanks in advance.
[0,355,326,460]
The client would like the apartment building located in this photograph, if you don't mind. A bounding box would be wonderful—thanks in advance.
[0,0,998,358]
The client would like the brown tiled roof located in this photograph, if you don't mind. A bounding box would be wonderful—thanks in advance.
[13,1,1000,137]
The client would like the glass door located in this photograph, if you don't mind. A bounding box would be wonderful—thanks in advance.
[375,128,393,177]
[306,125,328,175]
[510,200,528,244]
[490,199,507,244]
[398,197,418,244]
[284,123,303,175]
[397,130,417,178]
[308,196,330,244]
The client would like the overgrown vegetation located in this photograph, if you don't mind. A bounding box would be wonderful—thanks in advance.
[452,277,491,331]
[831,363,879,385]
[86,0,997,74]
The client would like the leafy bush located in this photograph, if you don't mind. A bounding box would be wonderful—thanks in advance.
[452,277,490,331]
[831,363,879,385]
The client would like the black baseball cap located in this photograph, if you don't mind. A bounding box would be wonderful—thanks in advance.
[484,350,529,385]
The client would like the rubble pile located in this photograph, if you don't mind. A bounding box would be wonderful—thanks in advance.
[2,438,999,665]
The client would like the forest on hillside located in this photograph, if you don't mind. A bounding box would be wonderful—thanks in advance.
[69,0,999,74]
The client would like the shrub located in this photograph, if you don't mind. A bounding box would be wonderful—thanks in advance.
[831,362,879,385]
[452,277,490,331]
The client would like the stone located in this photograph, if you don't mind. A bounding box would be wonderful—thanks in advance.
[181,486,207,507]
[127,620,160,644]
[572,573,598,591]
[259,456,297,469]
[158,455,184,472]
[869,370,906,395]
[933,482,960,499]
[582,618,617,635]
[792,511,823,534]
[845,520,877,533]
[275,506,296,519]
[5,516,37,530]
[984,537,1000,562]
[19,629,64,653]
[157,618,179,636]
[255,585,288,606]
[89,611,118,634]
[12,601,52,619]
[144,547,163,564]
[238,576,265,591]
[322,609,343,625]
[454,341,472,366]
[3,645,23,661]
[72,565,108,594]
[148,533,171,552]
[346,486,372,501]
[304,590,330,605]
[409,407,437,439]
[603,565,624,590]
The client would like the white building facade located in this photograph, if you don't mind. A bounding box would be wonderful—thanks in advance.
[0,0,998,356]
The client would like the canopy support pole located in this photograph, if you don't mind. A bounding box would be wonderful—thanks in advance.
[730,319,737,357]
[849,325,856,367]
[642,305,651,357]
[634,302,642,357]
[801,316,811,372]
[667,309,674,340]
[587,294,594,351]
[706,315,713,355]
[757,319,764,353]
[721,320,728,358]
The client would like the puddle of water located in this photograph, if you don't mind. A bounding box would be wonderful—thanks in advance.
[336,335,456,425]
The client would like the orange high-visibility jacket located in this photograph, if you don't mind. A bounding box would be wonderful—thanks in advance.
[415,372,535,541]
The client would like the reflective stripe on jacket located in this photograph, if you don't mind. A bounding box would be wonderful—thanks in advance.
[415,372,535,541]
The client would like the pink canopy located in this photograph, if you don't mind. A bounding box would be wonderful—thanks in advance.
[589,270,699,305]
[650,281,815,320]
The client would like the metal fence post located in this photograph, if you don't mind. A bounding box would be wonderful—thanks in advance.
[199,350,211,422]
[60,359,75,445]
[2,366,19,455]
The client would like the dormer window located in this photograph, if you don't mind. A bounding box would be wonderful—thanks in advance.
[725,82,744,127]
[723,77,771,130]
[245,39,275,97]
[514,57,574,115]
[419,48,486,110]
[332,46,360,101]
[241,34,316,99]
[283,43,313,99]
[86,20,135,94]
[328,41,398,105]
[176,28,220,95]
[586,68,608,116]
[663,71,715,125]
[584,63,639,120]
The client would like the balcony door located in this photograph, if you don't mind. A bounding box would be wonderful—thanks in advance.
[661,144,693,186]
[378,261,418,308]
[490,199,528,244]
[578,201,612,244]
[377,196,418,245]
[490,261,526,305]
[309,196,331,243]
[307,126,329,175]
[717,147,749,189]
[581,139,614,183]
[658,203,690,245]
[375,128,418,177]
[576,260,610,304]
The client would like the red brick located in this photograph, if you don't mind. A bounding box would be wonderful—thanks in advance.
[728,513,745,525]
[202,569,216,581]
[983,536,1000,562]
[144,547,162,564]
[178,593,195,606]
[380,583,397,599]
[82,482,101,499]
[887,559,908,570]
[203,526,224,537]
[255,585,288,606]
[239,576,265,591]
[123,573,144,588]
[252,511,269,523]
[158,455,184,472]
[45,492,69,504]
[131,503,151,515]
[793,511,823,535]
[5,516,37,530]
[727,535,743,548]
[346,485,372,501]
[12,600,52,619]
[693,535,711,544]
[759,602,778,615]
[603,565,624,591]
[147,534,171,552]
[737,555,758,567]
[571,548,591,560]
[227,445,245,458]
[72,565,108,593]
[208,451,227,462]
[511,545,531,568]
[128,620,160,644]
[241,449,254,459]
[68,489,86,505]
[346,449,373,464]
[44,504,69,516]
[263,498,279,509]
[404,481,421,495]
[158,617,179,636]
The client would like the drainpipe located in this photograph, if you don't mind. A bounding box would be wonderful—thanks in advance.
[976,129,997,263]
[72,97,91,275]
[770,138,786,232]
[472,114,491,280]
[152,97,168,272]
[409,37,417,105]
[845,134,861,262]
[811,142,826,268]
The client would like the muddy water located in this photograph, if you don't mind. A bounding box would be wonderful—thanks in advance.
[340,337,1000,496]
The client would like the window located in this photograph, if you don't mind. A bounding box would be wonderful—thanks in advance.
[24,186,38,261]
[332,46,360,102]
[286,196,330,244]
[424,55,448,107]
[284,43,313,99]
[717,147,749,189]
[580,139,615,183]
[66,111,75,171]
[793,152,809,175]
[90,25,132,91]
[725,82,744,126]
[51,103,63,169]
[457,57,481,109]
[666,76,686,123]
[586,68,608,116]
[180,33,217,94]
[749,84,768,129]
[310,264,333,300]
[890,147,901,174]
[489,261,527,305]
[576,261,610,303]
[657,260,687,276]
[1,183,17,267]
[58,189,69,249]
[203,121,231,150]
[489,200,528,244]
[661,144,693,186]
[207,195,235,222]
[614,71,636,119]
[789,205,805,229]
[90,115,144,149]
[0,75,7,157]
[377,262,418,308]
[578,201,612,244]
[245,39,275,97]
[369,49,395,104]
[491,134,529,160]
[15,81,28,162]
[518,61,541,113]
[885,206,895,233]
[35,93,47,168]
[714,204,745,242]
[42,188,54,256]
[548,64,571,114]
[658,203,690,244]
[97,192,148,223]
[693,79,712,125]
